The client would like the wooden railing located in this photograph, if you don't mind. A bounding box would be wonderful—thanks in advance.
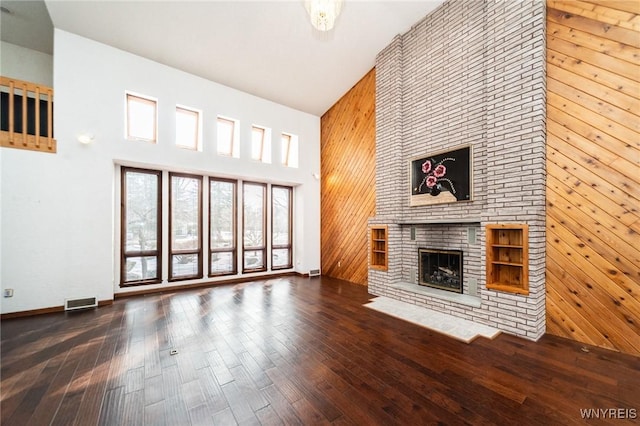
[0,76,56,154]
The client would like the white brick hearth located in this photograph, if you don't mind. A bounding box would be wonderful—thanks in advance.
[365,296,501,343]
[369,0,546,340]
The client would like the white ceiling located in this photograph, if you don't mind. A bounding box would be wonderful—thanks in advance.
[0,0,53,53]
[2,1,445,116]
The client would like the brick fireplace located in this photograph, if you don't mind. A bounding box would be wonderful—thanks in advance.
[368,0,546,340]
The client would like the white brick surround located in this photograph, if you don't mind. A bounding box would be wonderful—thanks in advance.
[370,0,546,340]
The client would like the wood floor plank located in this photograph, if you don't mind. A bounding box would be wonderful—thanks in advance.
[144,400,166,426]
[220,380,260,424]
[122,389,144,426]
[163,394,190,426]
[196,365,229,415]
[211,406,238,425]
[97,386,125,426]
[1,276,638,425]
[259,384,304,425]
[144,374,163,406]
[228,364,269,412]
[26,339,89,426]
[205,349,235,386]
[5,346,70,425]
[254,404,283,426]
[188,403,215,426]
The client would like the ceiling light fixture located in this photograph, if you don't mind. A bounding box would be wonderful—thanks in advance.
[305,0,343,32]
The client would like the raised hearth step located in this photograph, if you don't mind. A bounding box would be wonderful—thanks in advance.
[364,296,500,343]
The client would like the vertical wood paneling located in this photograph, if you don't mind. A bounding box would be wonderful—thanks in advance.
[546,0,640,355]
[320,69,376,285]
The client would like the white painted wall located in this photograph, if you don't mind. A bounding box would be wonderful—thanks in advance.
[0,30,321,314]
[0,41,53,87]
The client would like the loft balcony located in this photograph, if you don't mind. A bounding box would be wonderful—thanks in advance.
[0,76,56,154]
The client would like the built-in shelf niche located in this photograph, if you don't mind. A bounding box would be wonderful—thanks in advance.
[486,224,529,295]
[370,225,388,271]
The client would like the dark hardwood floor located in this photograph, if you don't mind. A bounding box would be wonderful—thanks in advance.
[1,276,638,425]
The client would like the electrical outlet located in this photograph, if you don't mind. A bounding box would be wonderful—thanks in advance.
[4,289,14,298]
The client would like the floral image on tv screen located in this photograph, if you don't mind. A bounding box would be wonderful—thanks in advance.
[410,145,471,206]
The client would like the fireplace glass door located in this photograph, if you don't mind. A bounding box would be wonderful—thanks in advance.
[419,248,463,293]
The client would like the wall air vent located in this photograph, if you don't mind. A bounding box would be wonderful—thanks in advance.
[64,297,98,311]
[309,269,321,277]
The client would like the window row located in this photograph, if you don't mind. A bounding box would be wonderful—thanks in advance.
[121,167,293,286]
[125,93,299,167]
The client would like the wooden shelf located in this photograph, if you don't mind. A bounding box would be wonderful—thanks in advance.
[486,224,528,295]
[370,226,388,271]
[491,261,523,267]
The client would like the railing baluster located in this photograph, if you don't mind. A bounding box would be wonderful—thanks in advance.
[35,87,41,148]
[47,89,53,150]
[8,80,15,144]
[22,83,27,146]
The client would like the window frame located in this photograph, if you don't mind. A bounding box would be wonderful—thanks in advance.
[120,167,162,287]
[271,185,293,270]
[209,177,238,277]
[242,181,267,273]
[169,172,203,281]
[281,133,292,167]
[175,105,201,151]
[251,126,266,162]
[216,116,238,157]
[125,93,157,143]
[281,132,298,168]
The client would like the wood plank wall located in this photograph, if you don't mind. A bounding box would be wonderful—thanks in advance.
[546,0,640,355]
[320,69,376,286]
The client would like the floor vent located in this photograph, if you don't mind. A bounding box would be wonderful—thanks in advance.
[65,297,98,311]
[309,269,321,277]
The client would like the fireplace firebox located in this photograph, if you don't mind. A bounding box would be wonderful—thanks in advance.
[419,248,463,293]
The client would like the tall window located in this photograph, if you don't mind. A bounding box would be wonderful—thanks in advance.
[121,168,162,285]
[126,93,157,142]
[272,186,293,269]
[217,116,239,157]
[170,173,203,280]
[251,125,272,163]
[243,182,267,272]
[281,133,299,168]
[175,106,201,150]
[210,178,237,276]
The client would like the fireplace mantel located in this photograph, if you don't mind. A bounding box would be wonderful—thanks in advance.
[397,218,481,226]
[369,218,481,226]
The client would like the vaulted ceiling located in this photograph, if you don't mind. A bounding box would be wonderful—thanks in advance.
[1,1,444,115]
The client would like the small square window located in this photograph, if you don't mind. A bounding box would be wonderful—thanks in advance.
[251,125,271,163]
[126,93,157,142]
[217,116,239,157]
[281,133,299,168]
[176,106,201,151]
